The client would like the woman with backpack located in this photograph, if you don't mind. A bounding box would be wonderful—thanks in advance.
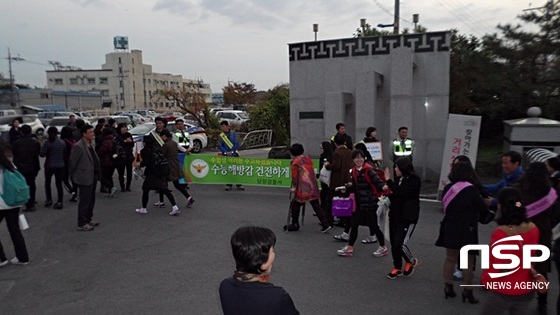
[0,146,30,266]
[135,135,179,215]
[115,123,134,192]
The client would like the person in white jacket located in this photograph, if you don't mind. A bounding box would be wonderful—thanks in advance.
[0,146,30,266]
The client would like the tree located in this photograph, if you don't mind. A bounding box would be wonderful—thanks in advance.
[249,84,290,146]
[222,81,256,108]
[155,81,212,128]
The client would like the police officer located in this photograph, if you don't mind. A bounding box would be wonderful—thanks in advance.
[392,126,414,163]
[173,118,191,154]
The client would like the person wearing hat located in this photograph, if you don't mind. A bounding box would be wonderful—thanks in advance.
[40,127,67,209]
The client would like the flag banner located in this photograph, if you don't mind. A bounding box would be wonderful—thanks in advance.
[178,154,293,187]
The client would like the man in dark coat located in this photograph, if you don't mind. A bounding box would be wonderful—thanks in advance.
[11,125,41,212]
[324,134,353,228]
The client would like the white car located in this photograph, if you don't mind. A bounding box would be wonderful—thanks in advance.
[0,115,45,140]
[129,121,207,153]
[215,110,249,126]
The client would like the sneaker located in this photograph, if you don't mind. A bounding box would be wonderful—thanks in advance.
[154,202,166,208]
[70,193,78,202]
[10,257,29,265]
[373,246,388,257]
[77,224,94,231]
[44,200,53,207]
[169,205,180,216]
[109,187,118,197]
[135,208,148,214]
[225,185,233,191]
[453,269,463,281]
[320,226,332,233]
[361,235,378,244]
[333,232,349,241]
[236,185,245,191]
[403,259,418,277]
[337,245,353,257]
[53,202,63,209]
[88,220,100,227]
[283,223,300,232]
[186,197,195,208]
[0,260,8,267]
[387,268,403,280]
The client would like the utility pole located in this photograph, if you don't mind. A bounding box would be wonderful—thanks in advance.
[393,0,400,34]
[7,48,25,108]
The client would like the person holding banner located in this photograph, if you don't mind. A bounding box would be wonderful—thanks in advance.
[363,126,378,143]
[218,121,244,191]
[435,161,487,303]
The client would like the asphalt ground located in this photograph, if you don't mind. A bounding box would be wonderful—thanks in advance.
[0,151,557,314]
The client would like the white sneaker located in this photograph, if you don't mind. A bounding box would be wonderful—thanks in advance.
[109,187,118,197]
[0,259,8,267]
[154,202,166,208]
[373,246,388,257]
[361,235,378,244]
[10,257,29,265]
[135,208,148,214]
[333,232,349,241]
[169,205,180,216]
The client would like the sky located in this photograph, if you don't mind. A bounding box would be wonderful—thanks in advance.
[0,0,542,93]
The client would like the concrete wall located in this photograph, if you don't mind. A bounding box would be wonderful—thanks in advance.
[288,32,451,181]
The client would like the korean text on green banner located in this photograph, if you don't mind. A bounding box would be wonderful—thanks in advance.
[179,154,292,187]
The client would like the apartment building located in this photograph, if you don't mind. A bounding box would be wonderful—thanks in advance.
[46,49,212,111]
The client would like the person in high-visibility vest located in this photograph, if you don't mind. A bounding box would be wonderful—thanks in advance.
[218,121,244,191]
[172,119,191,154]
[392,126,414,163]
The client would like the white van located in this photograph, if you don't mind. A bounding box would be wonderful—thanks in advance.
[0,110,17,116]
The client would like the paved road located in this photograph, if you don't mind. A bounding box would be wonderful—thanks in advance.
[0,152,556,314]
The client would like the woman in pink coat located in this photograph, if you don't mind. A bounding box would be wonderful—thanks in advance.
[284,143,332,233]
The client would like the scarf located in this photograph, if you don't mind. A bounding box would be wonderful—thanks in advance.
[233,270,271,283]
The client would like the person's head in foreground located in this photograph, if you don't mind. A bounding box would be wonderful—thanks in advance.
[231,226,276,278]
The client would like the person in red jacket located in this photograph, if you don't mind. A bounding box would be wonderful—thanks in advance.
[480,187,541,314]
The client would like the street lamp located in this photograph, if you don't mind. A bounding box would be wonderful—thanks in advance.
[313,24,318,41]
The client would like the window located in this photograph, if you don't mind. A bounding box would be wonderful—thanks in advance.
[132,58,134,64]
[54,78,63,85]
[119,80,123,87]
[87,77,96,84]
[41,93,49,99]
[101,90,109,96]
[132,68,135,74]
[147,79,151,84]
[100,77,108,84]
[69,78,78,85]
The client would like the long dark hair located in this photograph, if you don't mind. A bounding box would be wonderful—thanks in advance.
[320,141,334,163]
[395,157,416,177]
[0,146,15,172]
[354,143,373,163]
[449,156,484,191]
[518,161,551,204]
[495,187,528,226]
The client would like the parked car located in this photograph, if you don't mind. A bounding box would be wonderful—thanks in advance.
[37,111,75,126]
[159,112,178,122]
[215,110,250,126]
[0,115,45,141]
[129,121,207,153]
[48,117,72,133]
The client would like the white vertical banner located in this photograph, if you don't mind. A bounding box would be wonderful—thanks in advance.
[437,114,482,199]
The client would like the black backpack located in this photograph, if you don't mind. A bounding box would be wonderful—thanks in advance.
[151,148,170,177]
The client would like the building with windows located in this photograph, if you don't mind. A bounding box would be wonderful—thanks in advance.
[46,49,211,111]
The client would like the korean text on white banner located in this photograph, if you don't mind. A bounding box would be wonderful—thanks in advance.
[364,142,383,161]
[437,114,481,199]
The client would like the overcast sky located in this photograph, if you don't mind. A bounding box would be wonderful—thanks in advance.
[0,0,540,93]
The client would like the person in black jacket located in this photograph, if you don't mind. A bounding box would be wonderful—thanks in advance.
[384,157,421,279]
[435,161,487,303]
[11,125,41,212]
[219,226,299,315]
[336,149,388,257]
[115,123,134,192]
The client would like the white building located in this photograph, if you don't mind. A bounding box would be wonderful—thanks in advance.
[46,49,211,111]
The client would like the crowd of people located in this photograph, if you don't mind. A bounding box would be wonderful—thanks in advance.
[2,116,560,314]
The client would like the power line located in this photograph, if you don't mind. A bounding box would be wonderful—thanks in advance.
[434,0,485,36]
[371,0,413,25]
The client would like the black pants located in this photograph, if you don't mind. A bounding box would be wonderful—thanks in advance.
[0,207,29,263]
[116,161,133,189]
[21,172,37,208]
[389,220,416,270]
[77,182,97,227]
[100,166,115,190]
[62,163,75,194]
[143,188,176,208]
[45,167,64,203]
[290,199,329,229]
[159,180,190,203]
[348,210,385,247]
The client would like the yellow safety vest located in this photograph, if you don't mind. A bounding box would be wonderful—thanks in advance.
[393,138,413,157]
[174,129,190,148]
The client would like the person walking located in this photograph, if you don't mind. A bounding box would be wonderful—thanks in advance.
[284,143,331,233]
[326,134,353,239]
[69,124,101,231]
[384,157,421,279]
[336,149,389,257]
[318,141,334,215]
[0,146,30,266]
[154,129,194,211]
[96,127,118,197]
[135,135,179,215]
[11,125,41,212]
[40,127,66,209]
[60,126,77,202]
[217,121,244,191]
[435,161,488,303]
[115,123,134,192]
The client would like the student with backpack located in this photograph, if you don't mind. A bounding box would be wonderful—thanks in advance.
[0,145,30,266]
[135,135,179,215]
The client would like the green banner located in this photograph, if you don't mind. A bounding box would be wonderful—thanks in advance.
[179,154,293,187]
